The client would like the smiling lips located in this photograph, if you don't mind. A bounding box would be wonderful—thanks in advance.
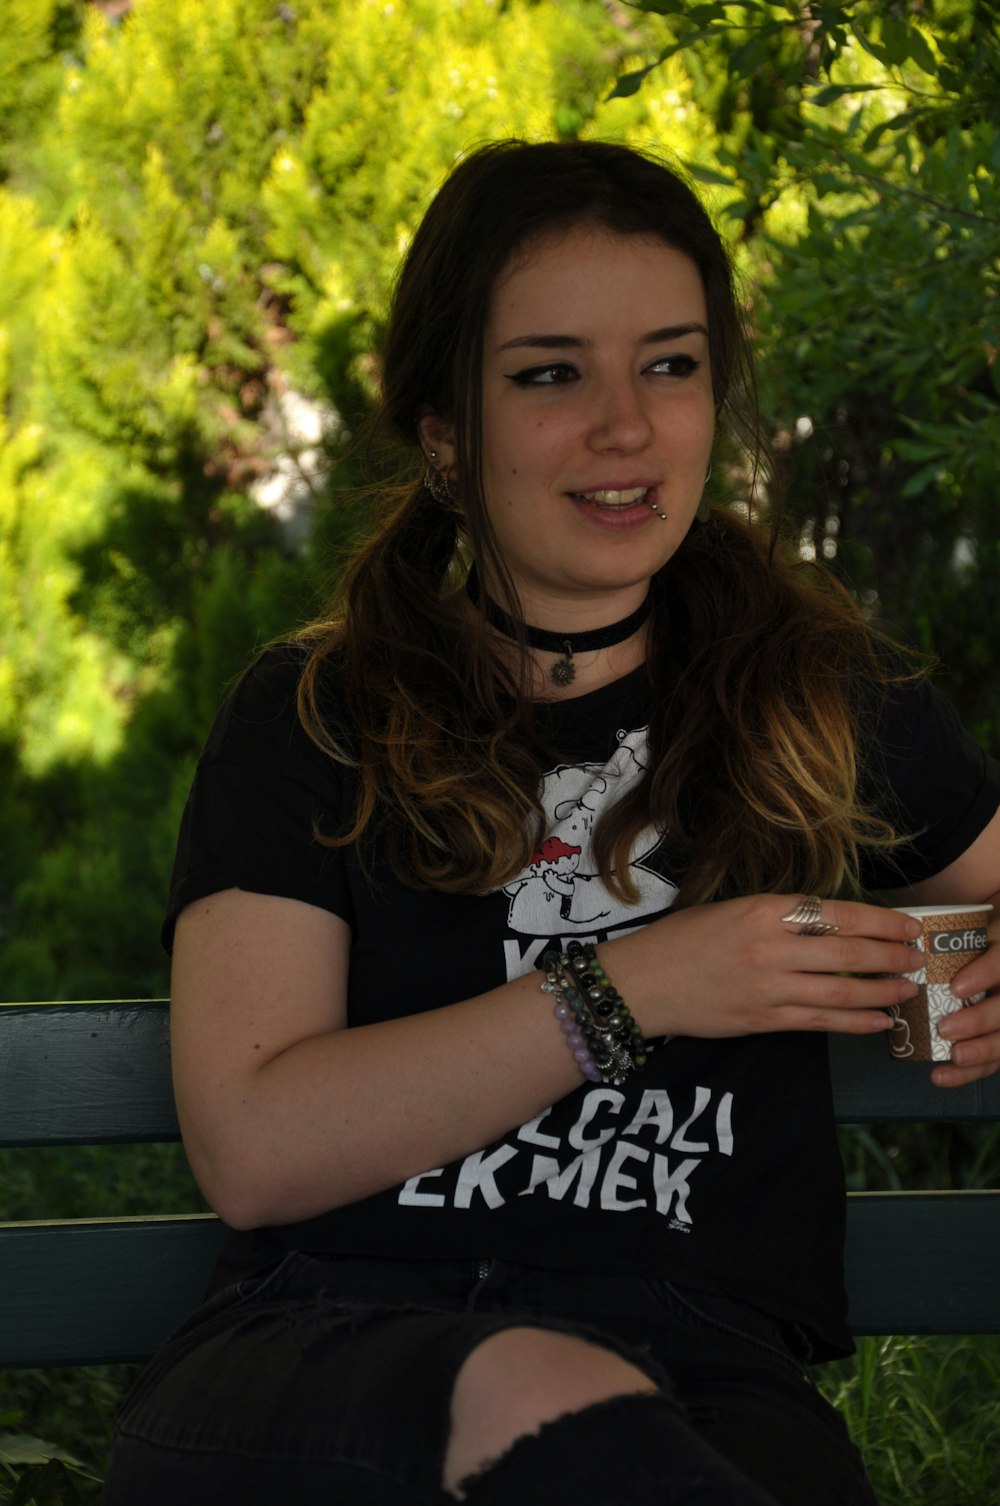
[569,486,652,510]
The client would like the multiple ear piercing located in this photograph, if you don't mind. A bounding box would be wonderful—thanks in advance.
[423,450,453,506]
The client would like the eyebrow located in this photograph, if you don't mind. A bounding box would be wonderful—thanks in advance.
[496,323,709,353]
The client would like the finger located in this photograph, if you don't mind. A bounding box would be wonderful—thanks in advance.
[778,933,923,979]
[931,1060,1000,1088]
[767,970,919,1013]
[937,997,1000,1048]
[943,1038,996,1070]
[774,975,918,1031]
[775,1003,895,1036]
[949,949,1000,1001]
[787,898,923,943]
[930,993,1000,1077]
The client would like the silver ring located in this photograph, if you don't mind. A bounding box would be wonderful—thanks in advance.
[780,896,840,937]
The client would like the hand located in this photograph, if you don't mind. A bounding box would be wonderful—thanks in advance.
[621,893,922,1041]
[930,911,1000,1087]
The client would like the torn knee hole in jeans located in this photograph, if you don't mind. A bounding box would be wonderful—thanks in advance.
[450,1391,780,1506]
[450,1392,676,1502]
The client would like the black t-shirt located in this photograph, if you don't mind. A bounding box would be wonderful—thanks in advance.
[165,644,1000,1359]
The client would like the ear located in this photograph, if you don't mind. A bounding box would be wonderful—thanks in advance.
[416,407,456,471]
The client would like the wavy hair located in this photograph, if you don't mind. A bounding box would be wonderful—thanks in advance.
[297,139,909,905]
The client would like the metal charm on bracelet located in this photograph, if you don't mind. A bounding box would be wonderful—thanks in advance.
[539,943,648,1086]
[780,896,840,937]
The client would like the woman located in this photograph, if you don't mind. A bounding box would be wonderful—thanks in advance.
[103,141,1000,1505]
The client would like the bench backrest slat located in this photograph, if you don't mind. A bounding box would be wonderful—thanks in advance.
[0,1216,229,1367]
[0,1002,179,1145]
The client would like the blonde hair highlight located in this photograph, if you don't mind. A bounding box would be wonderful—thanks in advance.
[297,499,913,907]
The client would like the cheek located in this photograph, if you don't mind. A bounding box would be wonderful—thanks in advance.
[672,400,714,449]
[483,408,574,492]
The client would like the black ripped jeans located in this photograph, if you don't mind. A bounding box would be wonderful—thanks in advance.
[102,1253,877,1506]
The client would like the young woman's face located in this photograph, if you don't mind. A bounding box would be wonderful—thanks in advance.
[478,225,716,626]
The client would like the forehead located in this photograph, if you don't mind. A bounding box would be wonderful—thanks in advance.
[486,226,707,338]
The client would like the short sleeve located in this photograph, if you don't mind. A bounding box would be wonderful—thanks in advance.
[858,670,1000,891]
[162,645,356,950]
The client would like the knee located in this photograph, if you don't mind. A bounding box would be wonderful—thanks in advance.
[443,1326,659,1498]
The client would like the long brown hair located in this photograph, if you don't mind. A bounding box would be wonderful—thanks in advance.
[298,140,906,905]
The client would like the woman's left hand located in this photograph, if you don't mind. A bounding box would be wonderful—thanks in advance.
[931,912,1000,1087]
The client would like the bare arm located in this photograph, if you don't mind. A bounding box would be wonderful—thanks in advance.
[170,888,584,1229]
[171,886,921,1230]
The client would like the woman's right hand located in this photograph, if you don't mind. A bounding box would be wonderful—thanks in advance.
[602,894,922,1042]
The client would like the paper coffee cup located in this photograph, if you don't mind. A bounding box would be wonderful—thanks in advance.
[886,905,992,1062]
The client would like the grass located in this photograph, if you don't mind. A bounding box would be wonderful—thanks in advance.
[819,1334,1000,1504]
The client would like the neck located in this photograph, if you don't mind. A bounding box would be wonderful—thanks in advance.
[465,566,652,692]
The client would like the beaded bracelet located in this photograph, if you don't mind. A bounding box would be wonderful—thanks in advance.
[539,941,649,1086]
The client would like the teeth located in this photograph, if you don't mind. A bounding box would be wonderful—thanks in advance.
[574,487,649,507]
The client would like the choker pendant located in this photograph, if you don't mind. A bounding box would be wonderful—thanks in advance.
[551,644,576,687]
[465,566,653,687]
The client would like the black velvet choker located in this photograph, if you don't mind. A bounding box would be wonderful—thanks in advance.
[465,566,653,687]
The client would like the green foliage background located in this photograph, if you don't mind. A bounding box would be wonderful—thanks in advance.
[0,1,997,1499]
[1,0,997,1004]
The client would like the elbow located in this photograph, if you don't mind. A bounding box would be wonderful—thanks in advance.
[183,1133,278,1232]
[182,1128,332,1231]
[212,1196,267,1234]
[197,1166,278,1232]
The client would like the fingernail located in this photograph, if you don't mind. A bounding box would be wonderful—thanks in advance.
[950,1045,967,1066]
[937,1017,957,1038]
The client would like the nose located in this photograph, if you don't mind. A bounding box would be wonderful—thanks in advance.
[587,376,654,453]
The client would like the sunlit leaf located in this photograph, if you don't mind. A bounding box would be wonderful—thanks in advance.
[904,26,939,76]
[850,24,891,67]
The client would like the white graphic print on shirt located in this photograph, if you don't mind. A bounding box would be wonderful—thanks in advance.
[396,723,734,1235]
[501,727,678,940]
[398,1083,735,1233]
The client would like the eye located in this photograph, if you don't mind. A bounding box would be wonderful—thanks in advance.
[505,362,579,387]
[647,353,701,378]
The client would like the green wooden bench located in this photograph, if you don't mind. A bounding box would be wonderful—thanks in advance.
[1,1000,999,1368]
